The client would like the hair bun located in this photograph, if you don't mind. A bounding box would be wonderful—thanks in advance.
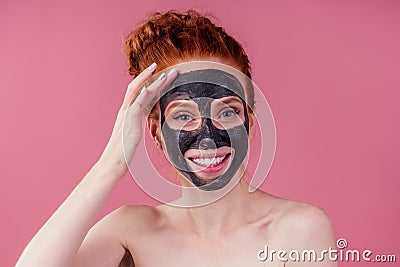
[125,9,251,79]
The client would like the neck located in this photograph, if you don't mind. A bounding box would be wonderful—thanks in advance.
[181,178,261,237]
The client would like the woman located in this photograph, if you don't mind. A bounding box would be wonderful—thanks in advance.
[16,10,337,267]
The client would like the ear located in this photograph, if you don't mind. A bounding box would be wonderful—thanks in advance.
[146,109,163,150]
[247,108,256,140]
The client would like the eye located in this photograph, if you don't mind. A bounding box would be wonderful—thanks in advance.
[173,113,193,121]
[220,109,239,118]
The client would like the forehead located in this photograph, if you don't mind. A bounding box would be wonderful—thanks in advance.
[162,83,239,101]
[160,69,246,106]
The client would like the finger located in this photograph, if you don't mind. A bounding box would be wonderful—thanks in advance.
[132,72,167,114]
[136,68,178,113]
[121,62,157,110]
[148,68,178,94]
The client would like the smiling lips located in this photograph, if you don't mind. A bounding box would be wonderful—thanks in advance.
[192,155,225,166]
[188,153,231,174]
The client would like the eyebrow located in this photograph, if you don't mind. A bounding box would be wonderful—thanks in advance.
[215,96,243,105]
[165,100,197,111]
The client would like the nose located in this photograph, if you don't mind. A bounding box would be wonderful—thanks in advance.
[197,118,216,145]
[199,138,216,150]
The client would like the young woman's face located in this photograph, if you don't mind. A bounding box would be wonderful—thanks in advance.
[157,68,251,191]
[163,89,247,181]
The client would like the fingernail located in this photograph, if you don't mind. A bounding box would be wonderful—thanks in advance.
[148,62,157,72]
[167,68,177,76]
[158,72,166,80]
[248,185,256,193]
[140,86,147,94]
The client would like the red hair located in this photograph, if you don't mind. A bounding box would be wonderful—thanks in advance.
[124,10,252,79]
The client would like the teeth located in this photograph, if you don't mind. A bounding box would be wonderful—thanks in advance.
[192,156,225,167]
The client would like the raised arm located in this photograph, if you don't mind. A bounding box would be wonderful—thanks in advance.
[16,63,177,267]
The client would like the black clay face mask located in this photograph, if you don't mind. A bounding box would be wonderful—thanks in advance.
[159,69,249,191]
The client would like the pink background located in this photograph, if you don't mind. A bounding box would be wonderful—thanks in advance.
[1,0,399,266]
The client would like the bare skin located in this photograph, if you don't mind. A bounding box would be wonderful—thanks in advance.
[16,58,338,267]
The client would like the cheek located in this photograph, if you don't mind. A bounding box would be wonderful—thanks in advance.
[227,126,249,154]
[178,130,197,150]
[230,127,248,141]
[161,126,178,145]
[161,124,196,156]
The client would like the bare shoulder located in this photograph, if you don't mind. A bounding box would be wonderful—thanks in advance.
[93,205,166,244]
[254,191,332,228]
[74,205,162,266]
[257,192,336,250]
[113,204,160,218]
[100,205,164,235]
[276,199,332,230]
